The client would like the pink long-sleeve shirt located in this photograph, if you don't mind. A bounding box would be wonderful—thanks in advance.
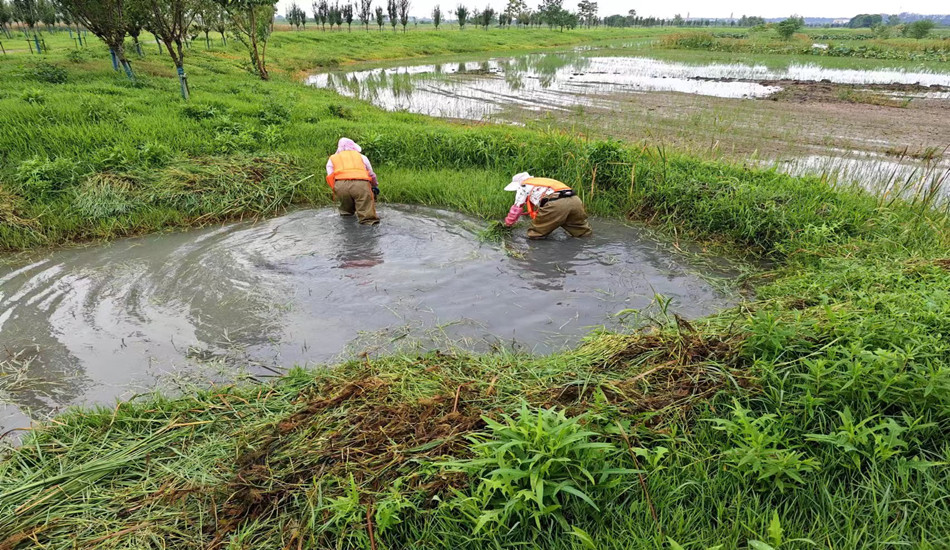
[326,154,378,187]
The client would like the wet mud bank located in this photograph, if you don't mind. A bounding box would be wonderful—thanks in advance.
[0,205,742,432]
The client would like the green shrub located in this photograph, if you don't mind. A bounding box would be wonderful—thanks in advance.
[709,401,819,491]
[14,156,84,200]
[31,62,68,84]
[446,404,633,533]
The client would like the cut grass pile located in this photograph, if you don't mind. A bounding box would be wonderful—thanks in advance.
[1,27,950,549]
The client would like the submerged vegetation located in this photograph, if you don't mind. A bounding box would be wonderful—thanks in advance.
[1,26,950,549]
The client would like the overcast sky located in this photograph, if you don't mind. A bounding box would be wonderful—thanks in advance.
[276,0,947,20]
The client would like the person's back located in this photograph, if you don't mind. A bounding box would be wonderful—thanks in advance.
[326,138,380,225]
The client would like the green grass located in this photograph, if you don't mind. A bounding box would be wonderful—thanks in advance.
[1,26,950,550]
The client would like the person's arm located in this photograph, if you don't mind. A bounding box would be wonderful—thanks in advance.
[504,186,530,226]
[326,158,334,176]
[361,154,379,187]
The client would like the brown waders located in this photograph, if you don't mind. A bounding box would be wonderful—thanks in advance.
[527,195,592,239]
[334,179,379,225]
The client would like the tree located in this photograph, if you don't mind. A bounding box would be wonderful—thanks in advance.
[847,13,882,28]
[215,0,276,80]
[537,0,559,27]
[886,14,899,26]
[286,2,303,28]
[430,2,439,28]
[13,0,39,35]
[775,16,803,40]
[576,0,594,27]
[312,0,327,29]
[453,3,466,28]
[192,0,217,47]
[396,0,406,31]
[57,0,134,76]
[124,0,149,54]
[373,3,381,29]
[141,0,199,98]
[385,0,393,30]
[38,0,56,31]
[0,0,12,37]
[342,1,351,30]
[212,3,226,42]
[516,6,530,26]
[503,0,523,26]
[478,3,491,28]
[357,0,369,29]
[328,1,340,29]
[904,19,934,39]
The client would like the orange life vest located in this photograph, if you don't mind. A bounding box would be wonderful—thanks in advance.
[326,150,372,189]
[522,177,572,220]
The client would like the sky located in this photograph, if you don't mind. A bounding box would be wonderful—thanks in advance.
[275,0,948,20]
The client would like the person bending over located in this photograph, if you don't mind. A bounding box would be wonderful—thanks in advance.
[503,172,592,239]
[326,137,380,225]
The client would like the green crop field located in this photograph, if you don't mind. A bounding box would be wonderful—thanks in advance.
[1,24,950,550]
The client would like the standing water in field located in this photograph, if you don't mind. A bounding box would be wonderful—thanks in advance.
[307,52,950,119]
[309,52,950,200]
[0,206,741,432]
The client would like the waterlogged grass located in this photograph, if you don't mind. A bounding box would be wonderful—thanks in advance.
[2,27,950,550]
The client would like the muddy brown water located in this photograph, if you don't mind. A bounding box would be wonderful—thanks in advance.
[0,205,741,432]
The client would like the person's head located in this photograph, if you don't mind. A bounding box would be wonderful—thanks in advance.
[336,137,362,153]
[504,172,532,191]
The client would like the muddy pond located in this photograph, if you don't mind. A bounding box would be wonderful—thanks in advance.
[0,205,742,432]
[308,51,950,198]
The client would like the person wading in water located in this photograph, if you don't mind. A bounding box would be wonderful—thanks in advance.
[326,137,380,225]
[503,172,592,239]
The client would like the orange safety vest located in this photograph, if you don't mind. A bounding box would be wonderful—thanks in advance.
[522,177,572,220]
[326,150,372,189]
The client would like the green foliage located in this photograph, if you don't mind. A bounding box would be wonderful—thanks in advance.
[709,401,819,491]
[904,19,935,40]
[13,156,83,199]
[446,404,632,533]
[775,17,804,41]
[31,62,68,84]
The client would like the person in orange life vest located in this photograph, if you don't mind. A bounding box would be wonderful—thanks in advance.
[503,172,592,239]
[326,137,380,225]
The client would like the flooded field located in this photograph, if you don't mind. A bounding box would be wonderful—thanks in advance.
[0,205,740,432]
[309,51,950,198]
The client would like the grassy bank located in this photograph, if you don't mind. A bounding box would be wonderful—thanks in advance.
[2,28,950,549]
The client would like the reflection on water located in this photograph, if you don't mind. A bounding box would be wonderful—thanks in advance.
[0,205,740,431]
[307,52,950,120]
[307,53,784,119]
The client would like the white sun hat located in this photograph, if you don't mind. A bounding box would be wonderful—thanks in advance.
[504,172,532,191]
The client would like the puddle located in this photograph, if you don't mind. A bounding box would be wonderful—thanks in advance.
[0,205,741,432]
[307,52,950,120]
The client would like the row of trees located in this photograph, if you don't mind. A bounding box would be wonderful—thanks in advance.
[1,0,279,88]
[285,0,408,31]
[282,0,589,32]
